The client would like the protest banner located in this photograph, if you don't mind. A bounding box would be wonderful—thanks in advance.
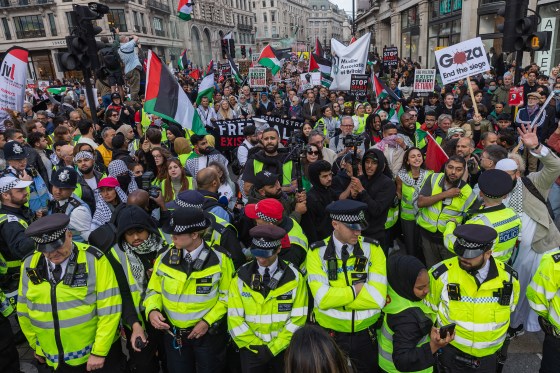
[508,87,524,107]
[383,47,398,68]
[434,37,490,85]
[413,69,436,93]
[248,67,267,88]
[330,33,370,90]
[251,53,260,64]
[300,72,321,90]
[350,74,369,98]
[219,63,231,77]
[0,46,28,111]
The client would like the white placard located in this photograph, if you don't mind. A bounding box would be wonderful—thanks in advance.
[434,37,490,85]
[413,69,436,93]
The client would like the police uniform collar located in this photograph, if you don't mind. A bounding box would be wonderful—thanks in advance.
[257,257,279,277]
[466,203,506,219]
[184,241,205,261]
[238,258,295,289]
[323,235,364,260]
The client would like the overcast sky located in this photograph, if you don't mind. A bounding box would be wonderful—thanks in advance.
[330,0,353,14]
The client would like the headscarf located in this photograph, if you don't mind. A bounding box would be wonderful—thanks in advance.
[387,255,427,302]
[108,160,138,193]
[374,134,399,152]
[446,127,466,139]
[73,151,94,163]
[92,186,128,226]
[174,137,191,155]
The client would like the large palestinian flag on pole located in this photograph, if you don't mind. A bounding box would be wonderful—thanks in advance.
[144,50,206,134]
[257,45,282,75]
[196,61,215,105]
[227,54,242,84]
[178,49,188,70]
[177,0,193,20]
[309,53,332,76]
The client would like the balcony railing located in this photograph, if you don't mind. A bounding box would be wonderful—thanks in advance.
[238,24,252,32]
[16,29,46,39]
[0,0,54,8]
[147,0,170,14]
[154,29,166,37]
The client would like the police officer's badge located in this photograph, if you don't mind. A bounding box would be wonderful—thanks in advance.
[13,143,23,154]
[58,169,70,183]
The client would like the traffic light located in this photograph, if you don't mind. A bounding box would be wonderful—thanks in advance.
[221,40,228,59]
[514,15,551,51]
[229,39,236,59]
[241,45,246,58]
[497,5,519,53]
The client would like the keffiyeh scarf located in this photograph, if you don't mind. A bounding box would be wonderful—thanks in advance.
[121,233,162,295]
[508,178,524,216]
[108,160,138,193]
[92,186,128,226]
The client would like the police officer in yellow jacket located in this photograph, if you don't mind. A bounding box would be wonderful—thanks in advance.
[228,225,308,373]
[144,207,234,373]
[426,225,519,372]
[307,199,387,373]
[527,250,560,373]
[17,214,123,372]
[0,255,20,372]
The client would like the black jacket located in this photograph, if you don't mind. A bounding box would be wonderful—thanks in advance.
[301,163,336,243]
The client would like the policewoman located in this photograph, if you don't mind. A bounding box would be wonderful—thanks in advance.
[144,207,234,373]
[17,214,123,372]
[425,225,519,372]
[228,225,308,373]
[307,199,387,373]
[378,255,453,373]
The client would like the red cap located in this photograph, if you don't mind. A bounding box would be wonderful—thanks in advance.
[245,198,284,222]
[98,176,120,188]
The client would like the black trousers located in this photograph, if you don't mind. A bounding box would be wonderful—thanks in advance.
[438,345,497,373]
[163,330,226,373]
[239,348,285,373]
[540,332,560,373]
[0,317,20,373]
[48,340,124,372]
[332,328,378,373]
[124,319,165,373]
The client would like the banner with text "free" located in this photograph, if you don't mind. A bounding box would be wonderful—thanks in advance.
[434,37,490,85]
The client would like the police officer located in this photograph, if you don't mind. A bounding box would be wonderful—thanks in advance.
[49,167,93,243]
[426,225,519,372]
[527,250,560,373]
[307,199,387,373]
[228,225,308,373]
[0,254,20,372]
[444,169,521,263]
[144,207,234,373]
[17,214,123,372]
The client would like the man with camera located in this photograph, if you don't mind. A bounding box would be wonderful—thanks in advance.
[329,116,365,158]
[455,137,480,186]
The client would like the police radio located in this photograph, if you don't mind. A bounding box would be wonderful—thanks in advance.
[193,247,210,271]
[251,274,262,291]
[499,282,513,306]
[354,256,367,272]
[267,268,284,290]
[169,248,181,265]
[327,258,338,281]
[63,262,77,286]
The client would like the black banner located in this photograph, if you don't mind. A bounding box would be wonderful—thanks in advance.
[350,74,369,98]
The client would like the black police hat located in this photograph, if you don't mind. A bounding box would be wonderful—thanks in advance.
[454,225,497,259]
[25,213,70,252]
[254,171,280,190]
[50,167,78,189]
[478,169,513,198]
[165,190,205,210]
[163,207,211,235]
[326,200,368,230]
[4,141,27,161]
[249,225,286,258]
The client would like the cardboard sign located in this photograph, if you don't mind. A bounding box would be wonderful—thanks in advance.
[413,69,436,93]
[300,72,321,90]
[383,47,398,68]
[508,86,524,107]
[350,74,369,97]
[248,67,267,88]
[435,37,490,85]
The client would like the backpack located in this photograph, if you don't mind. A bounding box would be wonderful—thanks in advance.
[99,46,121,71]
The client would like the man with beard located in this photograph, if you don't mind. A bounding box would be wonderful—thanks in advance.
[47,167,92,243]
[329,116,366,158]
[300,160,336,243]
[417,155,476,267]
[397,112,417,149]
[455,137,480,186]
[416,111,444,153]
[241,128,296,196]
[197,96,218,130]
[196,168,232,223]
[185,134,229,179]
[74,151,104,214]
[238,125,259,168]
[426,224,519,373]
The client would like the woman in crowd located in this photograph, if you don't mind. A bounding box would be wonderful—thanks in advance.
[236,94,254,119]
[301,144,323,192]
[151,146,173,185]
[208,161,236,209]
[315,105,340,140]
[302,122,313,143]
[174,137,192,166]
[164,124,184,157]
[104,108,123,130]
[216,100,238,120]
[108,159,139,194]
[161,158,191,203]
[424,93,439,113]
[53,125,73,144]
[332,101,343,118]
[91,176,128,229]
[288,96,303,120]
[396,147,433,259]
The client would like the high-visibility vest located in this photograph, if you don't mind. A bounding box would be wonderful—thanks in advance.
[307,236,387,333]
[352,114,368,135]
[143,244,234,329]
[425,257,519,358]
[527,251,560,333]
[0,254,14,318]
[141,109,151,134]
[378,286,436,373]
[17,243,122,370]
[108,246,143,321]
[0,214,29,275]
[400,170,433,221]
[254,159,294,187]
[385,204,399,229]
[228,260,308,356]
[417,173,476,233]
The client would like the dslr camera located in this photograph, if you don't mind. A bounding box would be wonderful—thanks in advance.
[342,134,364,148]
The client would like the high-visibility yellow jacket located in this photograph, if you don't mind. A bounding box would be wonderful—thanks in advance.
[527,251,560,333]
[143,243,234,328]
[425,256,519,357]
[399,170,433,221]
[228,259,308,356]
[0,255,14,318]
[378,286,436,373]
[307,235,387,333]
[254,159,294,187]
[444,204,521,263]
[17,243,122,370]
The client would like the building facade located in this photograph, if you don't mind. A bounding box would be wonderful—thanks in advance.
[309,0,347,50]
[0,0,184,80]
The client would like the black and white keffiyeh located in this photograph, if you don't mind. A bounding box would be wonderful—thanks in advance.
[92,186,128,225]
[108,160,138,193]
[121,233,162,294]
[508,178,523,216]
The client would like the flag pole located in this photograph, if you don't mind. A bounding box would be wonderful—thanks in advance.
[426,131,449,160]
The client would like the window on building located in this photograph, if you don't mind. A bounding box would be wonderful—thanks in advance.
[262,0,265,7]
[153,17,164,36]
[271,11,275,22]
[263,12,267,22]
[108,9,127,32]
[2,17,11,40]
[14,15,45,39]
[48,13,56,36]
[270,0,274,6]
[65,12,76,28]
[264,26,268,37]
[133,10,140,32]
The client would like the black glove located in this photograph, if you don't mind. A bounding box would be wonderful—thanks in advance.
[249,345,274,365]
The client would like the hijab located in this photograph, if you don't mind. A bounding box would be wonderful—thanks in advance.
[387,255,426,302]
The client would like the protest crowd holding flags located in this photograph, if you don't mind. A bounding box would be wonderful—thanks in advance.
[4,3,560,372]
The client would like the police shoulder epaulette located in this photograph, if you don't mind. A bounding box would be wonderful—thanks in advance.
[431,263,448,280]
[211,220,227,235]
[310,241,326,250]
[552,252,560,263]
[69,198,82,208]
[86,246,105,260]
[503,263,519,279]
[362,237,380,246]
[213,245,232,258]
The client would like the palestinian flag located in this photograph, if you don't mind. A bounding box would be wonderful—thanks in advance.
[320,74,333,88]
[372,73,400,102]
[314,38,325,58]
[196,69,215,105]
[227,54,243,84]
[258,45,282,75]
[178,49,188,70]
[388,103,404,124]
[350,36,357,44]
[47,86,67,95]
[177,0,193,21]
[189,69,201,80]
[309,53,332,76]
[144,50,206,134]
[205,59,214,76]
[425,132,449,172]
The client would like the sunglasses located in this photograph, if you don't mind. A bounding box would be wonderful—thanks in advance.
[307,150,320,155]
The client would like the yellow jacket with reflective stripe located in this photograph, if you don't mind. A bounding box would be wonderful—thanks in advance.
[425,257,519,357]
[143,244,234,328]
[527,251,560,333]
[108,247,143,325]
[385,204,399,229]
[0,214,29,274]
[0,254,14,317]
[443,205,521,263]
[17,243,122,369]
[417,173,476,233]
[307,235,387,333]
[352,114,368,134]
[254,159,294,187]
[378,286,435,373]
[228,260,308,356]
[399,170,433,221]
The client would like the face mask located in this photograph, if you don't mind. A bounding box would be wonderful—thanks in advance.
[489,86,497,92]
[117,174,131,189]
[154,119,163,127]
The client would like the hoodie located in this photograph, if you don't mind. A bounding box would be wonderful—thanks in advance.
[354,148,396,245]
